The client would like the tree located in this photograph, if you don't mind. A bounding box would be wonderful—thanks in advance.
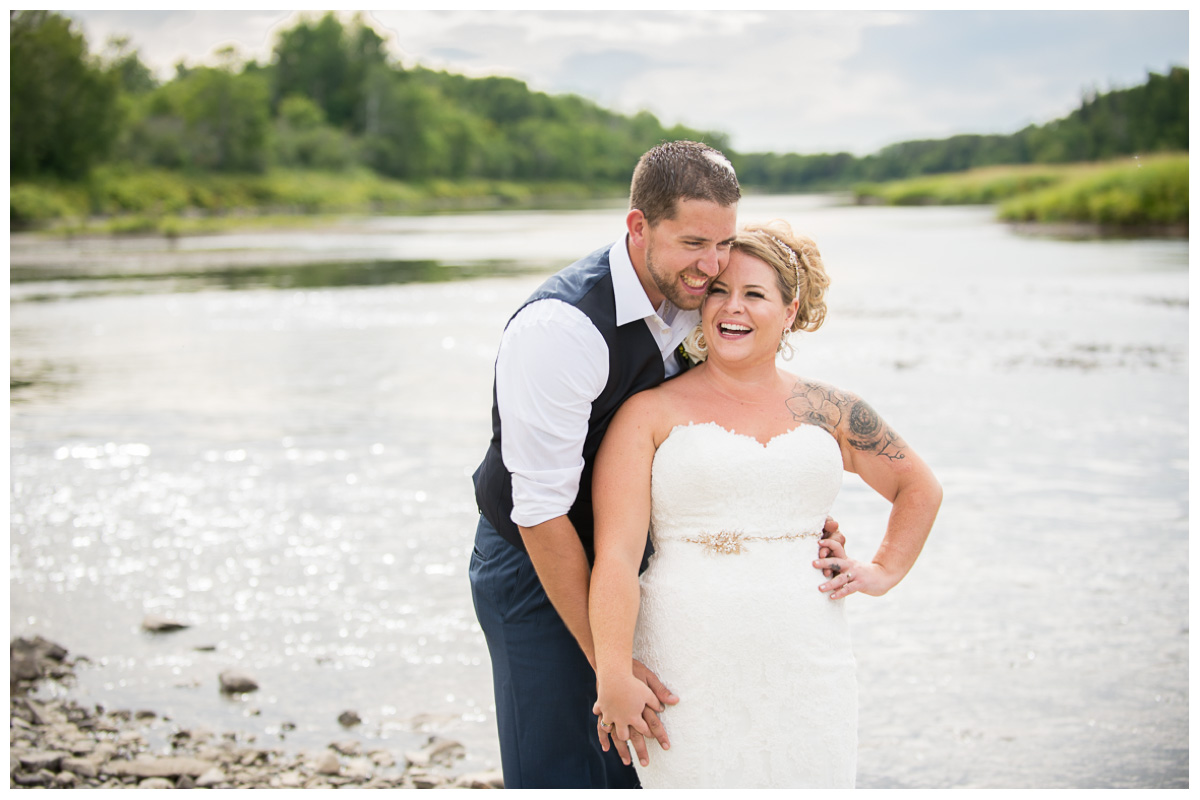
[271,12,387,133]
[102,35,157,95]
[10,10,122,179]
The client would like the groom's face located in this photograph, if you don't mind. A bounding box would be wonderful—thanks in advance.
[644,198,738,311]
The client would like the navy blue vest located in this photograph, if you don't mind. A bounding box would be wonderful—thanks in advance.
[473,244,665,564]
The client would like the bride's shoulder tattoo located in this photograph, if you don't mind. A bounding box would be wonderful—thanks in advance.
[786,379,907,461]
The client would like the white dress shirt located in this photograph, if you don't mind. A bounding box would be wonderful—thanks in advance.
[496,236,700,528]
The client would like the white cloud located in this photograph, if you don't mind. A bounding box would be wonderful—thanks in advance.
[63,9,1188,156]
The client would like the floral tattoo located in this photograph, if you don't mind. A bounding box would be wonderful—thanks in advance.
[786,380,907,461]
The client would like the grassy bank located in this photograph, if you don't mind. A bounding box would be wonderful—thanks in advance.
[10,166,626,236]
[853,154,1187,231]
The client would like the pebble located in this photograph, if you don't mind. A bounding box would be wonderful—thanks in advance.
[140,615,189,633]
[218,669,259,694]
[10,636,490,789]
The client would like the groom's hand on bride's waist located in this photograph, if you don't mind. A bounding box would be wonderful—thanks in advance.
[818,516,845,578]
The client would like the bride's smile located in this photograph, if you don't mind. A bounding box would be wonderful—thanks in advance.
[702,250,798,360]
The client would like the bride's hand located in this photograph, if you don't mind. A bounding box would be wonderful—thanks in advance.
[813,540,900,599]
[593,674,659,767]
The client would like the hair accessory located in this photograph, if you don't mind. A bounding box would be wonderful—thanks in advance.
[768,235,801,297]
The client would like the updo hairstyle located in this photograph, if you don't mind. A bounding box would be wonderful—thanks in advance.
[732,221,829,333]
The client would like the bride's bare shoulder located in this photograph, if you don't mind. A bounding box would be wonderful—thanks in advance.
[614,376,698,439]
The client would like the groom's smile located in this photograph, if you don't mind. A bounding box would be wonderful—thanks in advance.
[634,197,737,310]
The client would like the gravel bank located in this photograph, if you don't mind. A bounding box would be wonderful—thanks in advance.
[10,636,501,789]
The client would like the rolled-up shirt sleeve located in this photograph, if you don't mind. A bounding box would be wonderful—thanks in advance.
[495,299,610,528]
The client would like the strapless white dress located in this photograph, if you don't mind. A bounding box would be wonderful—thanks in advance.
[633,422,857,788]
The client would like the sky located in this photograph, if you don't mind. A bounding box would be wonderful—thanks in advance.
[61,8,1190,156]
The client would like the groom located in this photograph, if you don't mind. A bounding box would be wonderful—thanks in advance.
[470,140,841,788]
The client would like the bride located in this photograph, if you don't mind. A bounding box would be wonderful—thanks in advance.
[588,222,942,788]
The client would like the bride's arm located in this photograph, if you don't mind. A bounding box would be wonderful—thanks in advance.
[590,394,667,766]
[790,380,942,597]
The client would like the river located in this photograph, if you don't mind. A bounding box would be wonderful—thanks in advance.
[9,195,1188,788]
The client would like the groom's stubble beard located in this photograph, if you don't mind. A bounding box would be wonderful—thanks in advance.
[645,239,708,311]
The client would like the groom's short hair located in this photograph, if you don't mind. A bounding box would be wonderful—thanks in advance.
[630,140,741,226]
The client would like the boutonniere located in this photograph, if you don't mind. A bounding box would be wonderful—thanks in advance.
[676,325,709,369]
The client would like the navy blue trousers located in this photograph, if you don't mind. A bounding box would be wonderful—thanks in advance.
[469,515,640,789]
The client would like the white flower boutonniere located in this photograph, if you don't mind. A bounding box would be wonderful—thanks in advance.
[678,325,708,366]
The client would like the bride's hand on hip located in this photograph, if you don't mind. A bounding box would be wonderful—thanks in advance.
[593,674,659,767]
[813,539,899,599]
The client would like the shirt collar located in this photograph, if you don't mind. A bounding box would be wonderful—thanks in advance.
[609,235,665,327]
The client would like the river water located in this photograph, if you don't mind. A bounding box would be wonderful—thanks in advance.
[9,195,1188,788]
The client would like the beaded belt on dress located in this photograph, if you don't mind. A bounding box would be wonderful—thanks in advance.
[656,529,821,555]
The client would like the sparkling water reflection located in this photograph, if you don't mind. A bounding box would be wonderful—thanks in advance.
[10,198,1188,787]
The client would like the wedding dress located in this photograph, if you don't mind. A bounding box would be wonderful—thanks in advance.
[633,421,857,788]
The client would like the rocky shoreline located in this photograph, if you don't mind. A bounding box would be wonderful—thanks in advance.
[10,636,501,789]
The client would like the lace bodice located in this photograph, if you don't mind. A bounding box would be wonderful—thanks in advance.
[650,422,843,551]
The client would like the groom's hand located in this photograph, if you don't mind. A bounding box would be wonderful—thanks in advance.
[818,516,845,577]
[632,659,678,749]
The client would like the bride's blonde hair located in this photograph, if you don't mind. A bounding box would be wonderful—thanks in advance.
[732,221,829,333]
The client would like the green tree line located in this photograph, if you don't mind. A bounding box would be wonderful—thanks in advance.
[10,10,726,185]
[734,68,1188,190]
[10,10,1188,193]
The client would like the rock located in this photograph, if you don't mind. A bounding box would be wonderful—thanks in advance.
[337,709,362,727]
[62,757,100,779]
[134,709,156,720]
[107,756,215,779]
[270,770,305,788]
[407,770,443,789]
[369,749,396,767]
[344,757,373,780]
[18,749,69,772]
[238,748,268,766]
[10,636,68,684]
[314,750,340,776]
[10,652,42,681]
[454,770,505,789]
[69,738,97,756]
[12,769,53,787]
[404,736,465,769]
[195,767,227,788]
[138,777,175,789]
[14,697,48,725]
[53,770,78,787]
[141,615,189,633]
[93,742,118,763]
[177,774,197,789]
[218,669,259,694]
[330,739,360,756]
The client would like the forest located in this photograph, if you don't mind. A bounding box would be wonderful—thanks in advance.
[9,10,1189,228]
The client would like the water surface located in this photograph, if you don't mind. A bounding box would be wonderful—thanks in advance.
[10,196,1188,787]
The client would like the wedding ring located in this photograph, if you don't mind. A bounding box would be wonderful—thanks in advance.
[600,720,613,730]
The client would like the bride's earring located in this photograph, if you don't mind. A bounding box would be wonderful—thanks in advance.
[778,329,795,361]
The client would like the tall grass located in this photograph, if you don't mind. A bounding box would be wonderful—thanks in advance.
[853,164,1072,206]
[10,166,625,234]
[853,154,1187,229]
[997,154,1187,226]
